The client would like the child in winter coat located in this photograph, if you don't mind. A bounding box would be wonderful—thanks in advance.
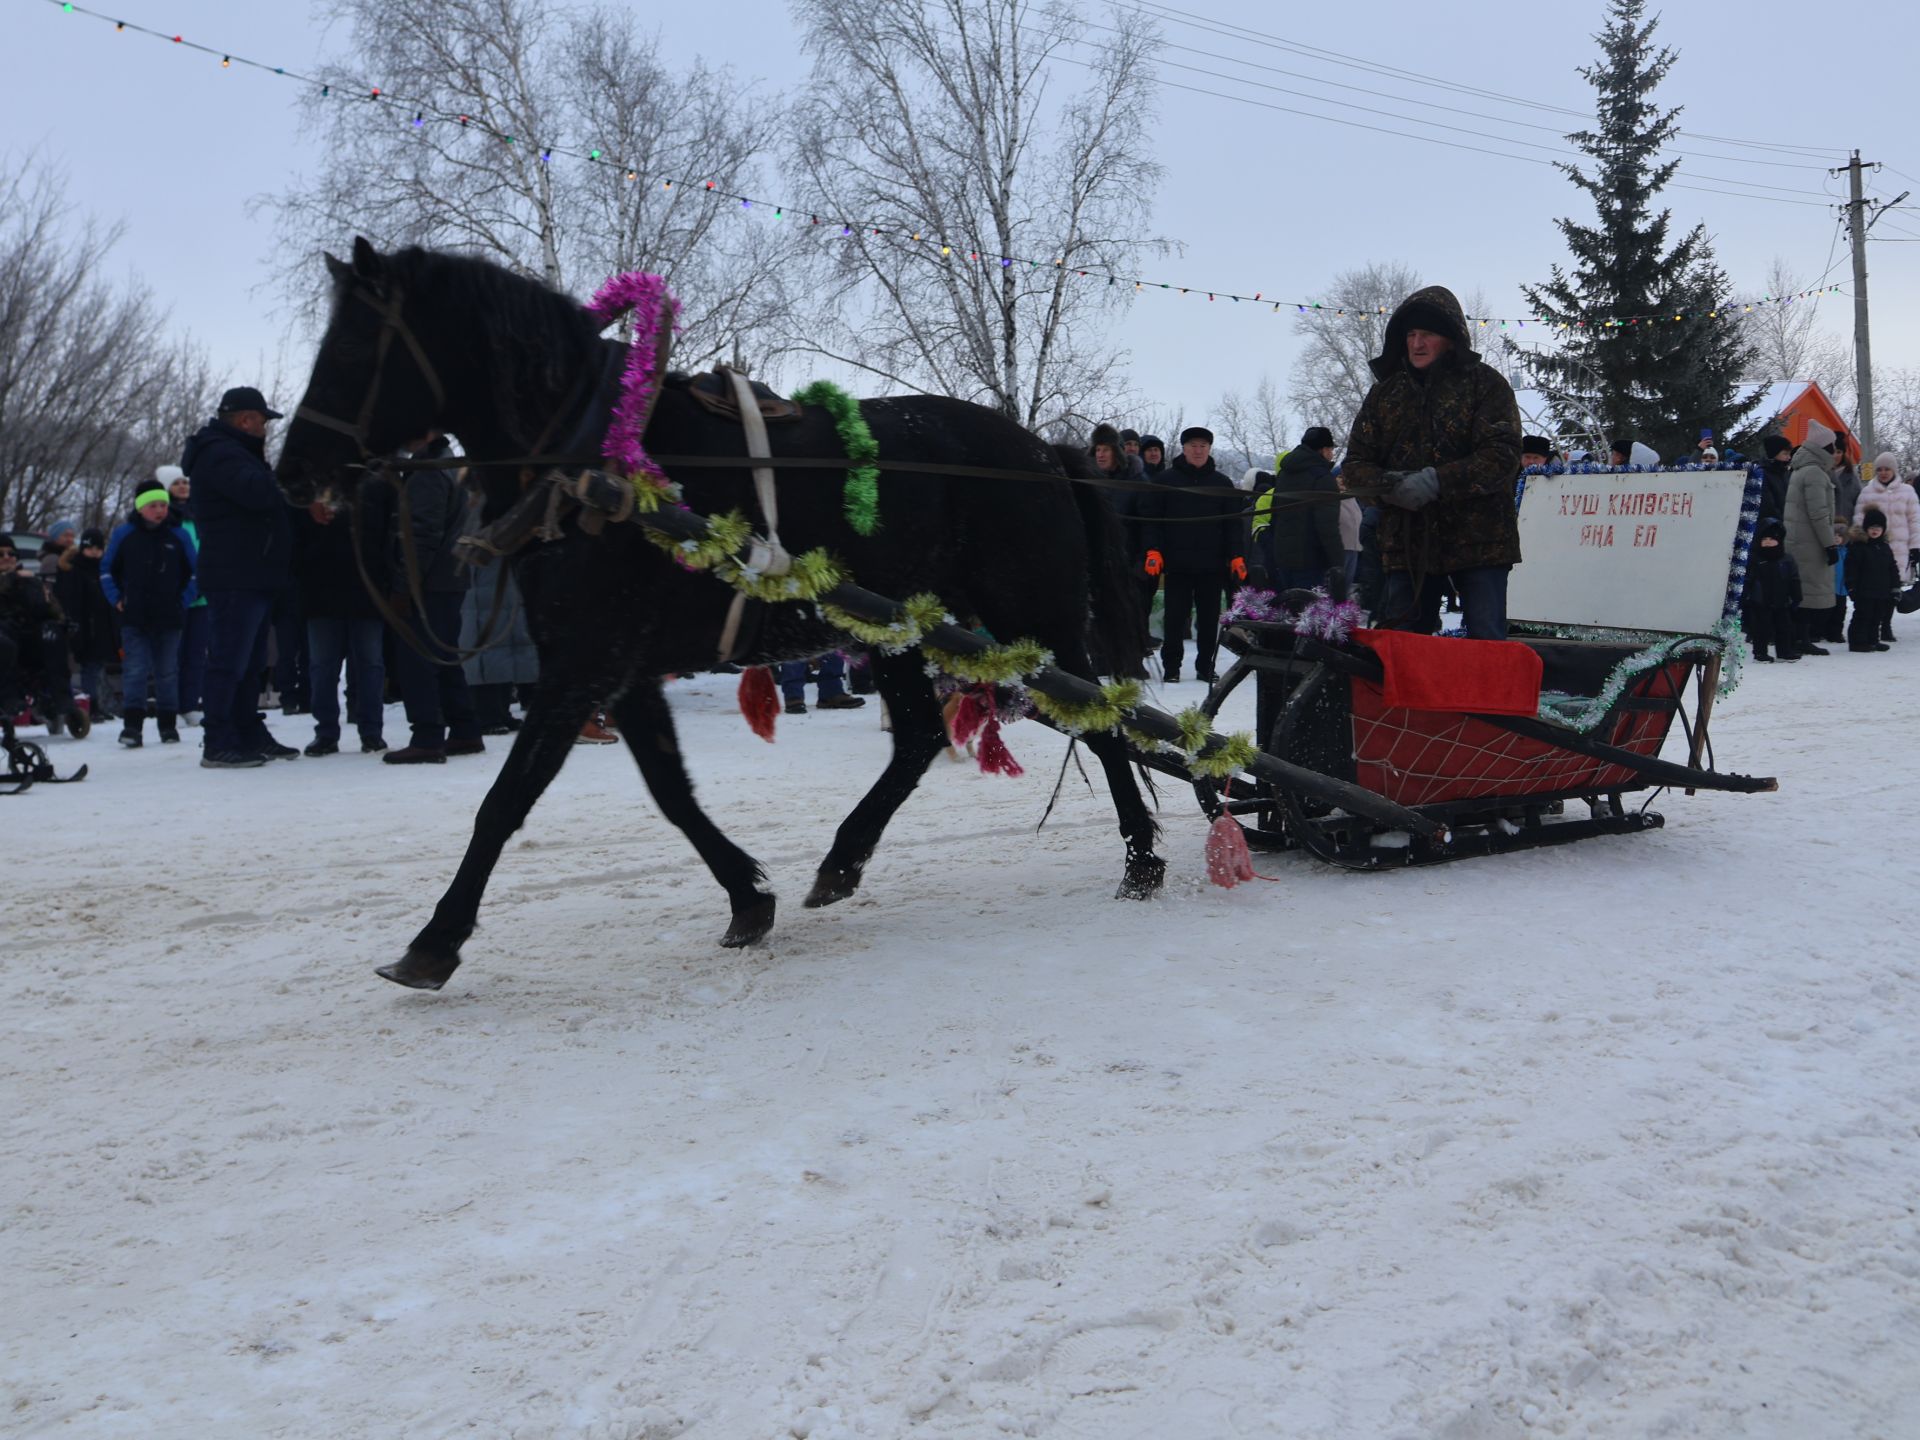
[1743,516,1801,662]
[100,484,198,746]
[1845,507,1901,653]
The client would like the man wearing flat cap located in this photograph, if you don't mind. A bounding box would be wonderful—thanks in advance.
[180,385,297,767]
[1340,285,1523,639]
[1141,425,1247,684]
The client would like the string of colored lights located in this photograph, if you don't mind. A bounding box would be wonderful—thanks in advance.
[35,0,1849,329]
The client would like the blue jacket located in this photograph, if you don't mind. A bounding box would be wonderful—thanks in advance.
[101,512,198,629]
[180,418,291,592]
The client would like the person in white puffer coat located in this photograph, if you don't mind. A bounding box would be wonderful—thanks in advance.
[1854,453,1920,583]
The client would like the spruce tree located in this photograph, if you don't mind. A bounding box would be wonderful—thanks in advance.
[1521,0,1756,461]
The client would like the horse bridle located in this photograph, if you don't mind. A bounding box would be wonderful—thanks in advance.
[293,283,448,460]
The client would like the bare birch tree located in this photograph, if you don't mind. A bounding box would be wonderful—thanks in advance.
[1736,258,1853,407]
[0,155,208,531]
[1287,260,1422,441]
[268,0,792,368]
[788,0,1168,429]
[1213,375,1293,471]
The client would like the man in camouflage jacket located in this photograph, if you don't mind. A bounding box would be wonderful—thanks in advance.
[1340,285,1523,639]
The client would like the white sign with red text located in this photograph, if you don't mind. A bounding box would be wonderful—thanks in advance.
[1508,469,1748,633]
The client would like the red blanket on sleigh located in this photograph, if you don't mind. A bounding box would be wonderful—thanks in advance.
[1350,629,1544,717]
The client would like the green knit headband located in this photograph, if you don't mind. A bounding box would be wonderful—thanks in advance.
[135,487,171,509]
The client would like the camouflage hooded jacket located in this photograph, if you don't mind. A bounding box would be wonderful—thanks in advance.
[1340,286,1523,575]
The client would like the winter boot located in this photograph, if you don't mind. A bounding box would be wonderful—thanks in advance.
[157,711,180,744]
[119,709,147,748]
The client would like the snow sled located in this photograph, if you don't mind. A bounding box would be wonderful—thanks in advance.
[1176,463,1778,868]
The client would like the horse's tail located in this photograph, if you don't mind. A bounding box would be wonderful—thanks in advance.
[1052,444,1147,680]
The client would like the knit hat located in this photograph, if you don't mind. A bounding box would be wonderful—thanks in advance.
[1179,425,1214,445]
[1300,425,1335,451]
[1755,515,1787,545]
[80,527,107,548]
[1762,435,1793,459]
[1873,451,1900,477]
[1699,447,1719,464]
[1138,434,1164,453]
[134,486,171,510]
[1803,420,1836,452]
[1862,506,1888,532]
[1089,422,1122,454]
[0,532,16,554]
[1119,428,1140,444]
[47,519,77,543]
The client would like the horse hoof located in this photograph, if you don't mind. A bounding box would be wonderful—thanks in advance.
[804,865,861,909]
[376,948,461,990]
[1115,855,1166,900]
[720,893,777,948]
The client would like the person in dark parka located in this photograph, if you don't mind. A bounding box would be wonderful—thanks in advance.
[1742,515,1801,662]
[99,485,198,745]
[1141,426,1246,684]
[1844,507,1900,652]
[55,528,119,718]
[1262,425,1345,591]
[1090,422,1157,649]
[1339,285,1524,639]
[181,385,296,767]
[293,480,395,755]
[383,441,480,764]
[1757,435,1793,526]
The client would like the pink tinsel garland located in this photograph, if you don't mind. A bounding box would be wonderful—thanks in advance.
[585,271,681,485]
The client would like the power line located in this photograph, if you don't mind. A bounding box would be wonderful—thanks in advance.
[1069,8,1830,173]
[1119,0,1851,160]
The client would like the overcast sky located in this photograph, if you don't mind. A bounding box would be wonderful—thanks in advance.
[8,0,1919,443]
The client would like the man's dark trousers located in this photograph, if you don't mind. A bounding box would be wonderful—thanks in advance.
[393,591,478,749]
[201,589,274,753]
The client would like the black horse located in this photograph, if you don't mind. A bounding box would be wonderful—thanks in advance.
[276,238,1160,989]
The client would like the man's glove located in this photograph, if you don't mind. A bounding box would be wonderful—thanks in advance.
[1385,467,1440,511]
[1229,556,1248,582]
[1144,550,1164,578]
[1824,545,1840,567]
[1908,549,1918,569]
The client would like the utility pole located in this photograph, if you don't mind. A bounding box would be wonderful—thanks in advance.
[1834,151,1877,453]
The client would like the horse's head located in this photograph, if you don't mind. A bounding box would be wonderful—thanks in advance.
[276,237,448,506]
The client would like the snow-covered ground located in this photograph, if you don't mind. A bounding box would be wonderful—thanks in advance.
[5,646,1917,1439]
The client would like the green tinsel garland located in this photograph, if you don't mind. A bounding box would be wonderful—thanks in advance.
[792,380,882,536]
[1029,680,1143,735]
[642,504,1264,772]
[643,509,847,602]
[923,638,1054,684]
[1189,732,1261,780]
[818,593,952,651]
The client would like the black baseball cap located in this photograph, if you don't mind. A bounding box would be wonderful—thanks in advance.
[217,385,285,419]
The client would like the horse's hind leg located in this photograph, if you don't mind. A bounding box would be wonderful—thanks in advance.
[1081,729,1166,899]
[377,680,595,990]
[805,649,950,908]
[611,680,776,947]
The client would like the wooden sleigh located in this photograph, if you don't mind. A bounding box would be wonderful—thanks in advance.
[1166,464,1778,869]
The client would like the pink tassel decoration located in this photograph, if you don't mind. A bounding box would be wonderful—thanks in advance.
[975,714,1024,777]
[1205,814,1256,888]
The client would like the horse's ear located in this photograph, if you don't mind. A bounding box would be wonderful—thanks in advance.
[350,235,385,283]
[323,251,350,283]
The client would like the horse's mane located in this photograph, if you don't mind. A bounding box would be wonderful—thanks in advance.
[381,246,600,402]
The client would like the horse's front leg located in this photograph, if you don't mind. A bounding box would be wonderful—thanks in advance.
[611,680,776,947]
[377,679,596,990]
